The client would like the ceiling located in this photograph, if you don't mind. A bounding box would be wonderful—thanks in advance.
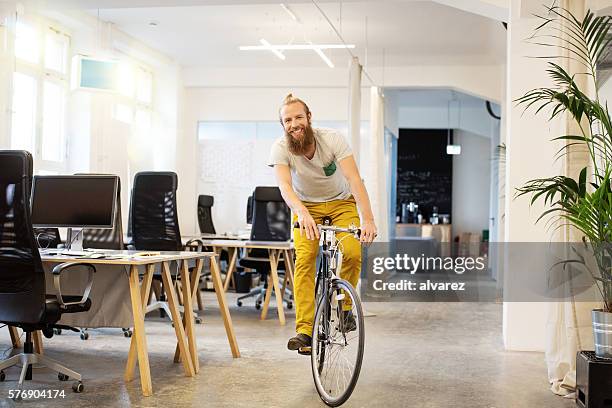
[79,1,506,69]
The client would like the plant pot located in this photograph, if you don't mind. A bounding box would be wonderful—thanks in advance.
[592,309,612,359]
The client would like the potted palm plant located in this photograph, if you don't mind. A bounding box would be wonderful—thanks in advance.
[515,5,612,358]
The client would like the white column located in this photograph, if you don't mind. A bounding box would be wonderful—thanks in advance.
[503,1,563,352]
[368,86,389,241]
[348,57,362,167]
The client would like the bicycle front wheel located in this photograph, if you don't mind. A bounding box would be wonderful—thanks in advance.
[311,278,365,407]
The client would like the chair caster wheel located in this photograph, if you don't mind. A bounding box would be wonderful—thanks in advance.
[72,381,84,393]
[123,330,132,338]
[255,303,261,310]
[195,317,202,324]
[80,332,89,341]
[54,328,62,335]
[237,300,242,307]
[58,373,69,381]
[287,302,293,310]
[0,370,5,382]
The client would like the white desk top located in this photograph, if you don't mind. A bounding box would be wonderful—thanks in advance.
[40,250,216,265]
[199,239,294,250]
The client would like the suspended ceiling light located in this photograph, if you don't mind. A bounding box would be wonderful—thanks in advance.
[239,44,355,51]
[446,99,461,155]
[280,3,300,23]
[259,38,285,60]
[239,43,354,67]
[313,47,334,68]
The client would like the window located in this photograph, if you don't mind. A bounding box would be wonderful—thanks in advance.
[44,28,69,73]
[113,63,154,145]
[11,18,70,174]
[41,81,65,161]
[10,72,37,152]
[15,21,39,64]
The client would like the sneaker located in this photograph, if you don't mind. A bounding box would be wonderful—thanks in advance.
[342,310,357,333]
[287,333,312,351]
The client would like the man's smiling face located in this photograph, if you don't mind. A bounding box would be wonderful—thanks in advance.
[281,102,314,155]
[281,102,310,139]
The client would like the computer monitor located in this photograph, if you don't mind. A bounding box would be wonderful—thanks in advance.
[31,175,118,250]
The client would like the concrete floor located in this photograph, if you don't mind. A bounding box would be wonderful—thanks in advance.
[0,292,574,408]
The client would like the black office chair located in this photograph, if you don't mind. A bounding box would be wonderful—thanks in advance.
[0,150,94,394]
[131,172,201,323]
[197,195,216,234]
[236,187,292,309]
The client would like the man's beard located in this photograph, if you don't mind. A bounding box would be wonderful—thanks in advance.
[285,123,315,155]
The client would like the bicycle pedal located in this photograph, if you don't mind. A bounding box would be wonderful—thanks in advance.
[298,346,311,355]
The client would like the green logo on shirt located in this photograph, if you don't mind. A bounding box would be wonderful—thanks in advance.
[323,161,337,176]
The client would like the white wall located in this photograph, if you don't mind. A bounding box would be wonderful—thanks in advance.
[183,64,504,104]
[178,86,372,236]
[452,130,491,238]
[179,54,504,236]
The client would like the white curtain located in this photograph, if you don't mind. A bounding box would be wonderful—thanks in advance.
[348,57,362,167]
[546,0,598,397]
[0,5,14,145]
[368,86,388,241]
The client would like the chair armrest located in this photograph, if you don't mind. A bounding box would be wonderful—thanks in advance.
[185,238,204,252]
[51,262,96,308]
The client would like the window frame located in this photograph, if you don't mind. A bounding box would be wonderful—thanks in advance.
[11,16,71,174]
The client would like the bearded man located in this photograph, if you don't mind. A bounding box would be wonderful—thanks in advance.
[268,93,377,354]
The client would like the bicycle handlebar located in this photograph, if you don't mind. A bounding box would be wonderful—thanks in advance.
[293,221,361,238]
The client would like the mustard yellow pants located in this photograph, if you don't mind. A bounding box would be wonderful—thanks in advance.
[293,198,361,336]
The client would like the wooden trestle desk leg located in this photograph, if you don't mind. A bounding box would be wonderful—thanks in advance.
[260,249,286,325]
[223,247,238,292]
[209,255,240,358]
[124,264,154,396]
[33,331,43,354]
[174,258,204,364]
[281,249,295,296]
[160,262,195,377]
[179,259,199,373]
[8,326,21,348]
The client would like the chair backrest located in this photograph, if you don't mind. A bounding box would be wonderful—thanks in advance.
[250,186,290,242]
[78,174,124,250]
[246,195,253,225]
[33,228,61,249]
[131,171,182,251]
[197,195,216,234]
[0,150,47,325]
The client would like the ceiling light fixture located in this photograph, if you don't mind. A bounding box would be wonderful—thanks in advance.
[259,38,285,60]
[239,44,355,51]
[280,3,299,23]
[312,45,334,68]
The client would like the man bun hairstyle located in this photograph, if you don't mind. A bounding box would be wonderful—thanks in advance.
[279,93,311,123]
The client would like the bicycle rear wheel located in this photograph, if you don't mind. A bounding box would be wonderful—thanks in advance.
[311,278,365,407]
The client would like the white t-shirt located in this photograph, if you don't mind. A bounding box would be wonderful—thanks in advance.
[267,127,353,202]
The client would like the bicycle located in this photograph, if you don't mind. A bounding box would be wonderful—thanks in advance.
[294,217,365,407]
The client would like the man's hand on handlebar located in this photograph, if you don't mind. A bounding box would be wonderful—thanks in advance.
[297,209,319,240]
[360,219,377,245]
